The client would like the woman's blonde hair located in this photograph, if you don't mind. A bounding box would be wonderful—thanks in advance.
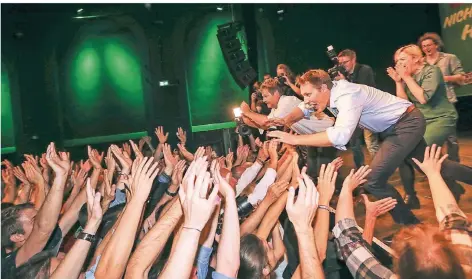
[394,44,424,65]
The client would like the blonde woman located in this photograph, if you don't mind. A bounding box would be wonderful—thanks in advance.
[387,44,461,207]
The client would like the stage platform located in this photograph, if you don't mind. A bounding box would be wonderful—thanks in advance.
[337,132,472,242]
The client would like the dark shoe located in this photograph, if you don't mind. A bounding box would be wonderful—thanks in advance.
[451,183,465,203]
[404,195,420,209]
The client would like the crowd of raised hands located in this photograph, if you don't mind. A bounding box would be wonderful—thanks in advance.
[1,124,470,279]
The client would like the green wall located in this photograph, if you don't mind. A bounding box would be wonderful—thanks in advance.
[63,30,147,144]
[439,4,472,97]
[1,62,16,152]
[186,13,249,132]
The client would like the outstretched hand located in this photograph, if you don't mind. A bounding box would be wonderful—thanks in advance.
[341,165,371,193]
[179,157,219,231]
[286,170,319,233]
[362,194,397,219]
[46,142,70,176]
[85,178,103,231]
[267,130,298,145]
[412,144,448,177]
[177,127,187,145]
[155,126,169,144]
[317,163,337,206]
[129,157,160,203]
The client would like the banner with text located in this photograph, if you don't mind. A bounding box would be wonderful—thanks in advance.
[439,4,472,97]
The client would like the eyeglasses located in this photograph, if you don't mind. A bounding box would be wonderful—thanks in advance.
[339,60,351,65]
[421,43,435,48]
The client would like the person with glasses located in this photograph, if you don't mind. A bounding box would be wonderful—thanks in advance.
[418,32,466,163]
[386,44,464,208]
[337,49,380,168]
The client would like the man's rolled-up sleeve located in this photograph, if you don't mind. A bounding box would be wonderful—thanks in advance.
[325,95,363,150]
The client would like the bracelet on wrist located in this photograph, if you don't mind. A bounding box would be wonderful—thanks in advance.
[183,226,201,232]
[318,205,335,213]
[256,157,267,165]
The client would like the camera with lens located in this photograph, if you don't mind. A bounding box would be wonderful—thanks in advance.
[252,81,263,101]
[253,90,263,101]
[233,108,252,137]
[275,75,287,85]
[326,45,349,80]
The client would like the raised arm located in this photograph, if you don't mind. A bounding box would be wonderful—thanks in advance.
[240,181,288,236]
[94,157,159,279]
[241,101,270,128]
[313,164,337,262]
[16,143,70,266]
[1,168,17,203]
[411,144,462,222]
[361,194,396,245]
[255,191,288,240]
[286,171,324,279]
[333,166,396,279]
[159,158,219,279]
[195,202,220,279]
[214,163,240,278]
[12,166,33,205]
[154,126,168,161]
[61,168,87,213]
[125,198,183,279]
[51,179,103,279]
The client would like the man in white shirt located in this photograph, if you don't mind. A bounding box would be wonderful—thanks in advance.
[268,69,472,225]
[239,77,336,179]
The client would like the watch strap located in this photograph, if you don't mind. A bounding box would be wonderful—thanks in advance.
[76,231,96,243]
[165,187,179,197]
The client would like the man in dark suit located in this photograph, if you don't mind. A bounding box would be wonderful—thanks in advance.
[337,49,379,167]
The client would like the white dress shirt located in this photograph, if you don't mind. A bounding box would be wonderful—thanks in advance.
[235,162,263,196]
[247,168,277,205]
[268,95,334,135]
[323,80,412,150]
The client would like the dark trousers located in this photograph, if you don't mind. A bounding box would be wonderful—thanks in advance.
[365,108,472,224]
[306,146,338,177]
[349,127,365,169]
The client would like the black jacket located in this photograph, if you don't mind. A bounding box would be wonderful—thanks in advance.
[348,63,376,88]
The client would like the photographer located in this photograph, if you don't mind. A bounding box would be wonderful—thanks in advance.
[276,64,302,99]
[250,81,270,116]
[337,49,379,168]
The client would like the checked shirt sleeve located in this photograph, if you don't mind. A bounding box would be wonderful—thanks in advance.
[332,218,396,279]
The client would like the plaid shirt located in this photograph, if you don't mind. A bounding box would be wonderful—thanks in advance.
[438,205,472,271]
[332,218,396,279]
[333,205,472,279]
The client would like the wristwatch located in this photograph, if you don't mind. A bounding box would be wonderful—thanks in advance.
[165,187,179,197]
[76,231,97,243]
